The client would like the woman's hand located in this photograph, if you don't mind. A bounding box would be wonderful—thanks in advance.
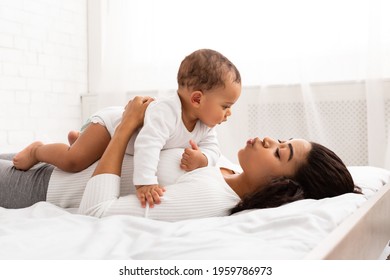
[92,96,154,177]
[121,96,154,129]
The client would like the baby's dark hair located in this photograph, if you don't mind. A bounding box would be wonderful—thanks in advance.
[230,142,361,214]
[177,49,241,92]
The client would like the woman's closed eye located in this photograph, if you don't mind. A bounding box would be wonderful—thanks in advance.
[275,148,280,159]
[275,141,294,161]
[275,144,294,161]
[275,140,283,159]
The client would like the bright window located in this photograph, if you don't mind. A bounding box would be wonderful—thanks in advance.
[97,0,390,91]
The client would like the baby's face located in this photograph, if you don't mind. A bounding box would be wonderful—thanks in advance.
[197,81,241,127]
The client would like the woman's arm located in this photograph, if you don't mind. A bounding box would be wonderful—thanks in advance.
[85,96,164,210]
[92,96,153,177]
[78,97,155,217]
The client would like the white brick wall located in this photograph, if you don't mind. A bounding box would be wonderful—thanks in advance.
[0,0,87,153]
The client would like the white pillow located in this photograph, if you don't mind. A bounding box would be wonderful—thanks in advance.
[348,166,390,196]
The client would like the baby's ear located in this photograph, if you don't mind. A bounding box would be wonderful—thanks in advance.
[190,91,203,107]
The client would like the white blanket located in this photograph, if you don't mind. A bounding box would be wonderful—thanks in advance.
[0,166,389,260]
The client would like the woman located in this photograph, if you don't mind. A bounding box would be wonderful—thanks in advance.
[0,97,359,221]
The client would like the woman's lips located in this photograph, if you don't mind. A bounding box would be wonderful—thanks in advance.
[247,137,264,147]
[246,139,253,145]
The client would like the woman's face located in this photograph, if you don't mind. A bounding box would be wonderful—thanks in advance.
[238,137,312,184]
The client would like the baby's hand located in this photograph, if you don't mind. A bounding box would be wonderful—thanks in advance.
[180,140,208,171]
[136,184,165,208]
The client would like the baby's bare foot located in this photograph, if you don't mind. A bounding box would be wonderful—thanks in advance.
[13,141,43,170]
[67,130,80,145]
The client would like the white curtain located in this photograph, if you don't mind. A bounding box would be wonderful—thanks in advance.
[91,0,390,168]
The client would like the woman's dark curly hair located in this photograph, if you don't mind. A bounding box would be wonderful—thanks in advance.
[230,142,361,214]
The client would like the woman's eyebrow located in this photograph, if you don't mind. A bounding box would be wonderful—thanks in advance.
[288,143,294,161]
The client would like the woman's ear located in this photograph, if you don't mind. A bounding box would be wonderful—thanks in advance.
[190,91,203,107]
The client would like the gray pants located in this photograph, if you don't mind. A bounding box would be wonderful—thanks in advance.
[0,154,54,208]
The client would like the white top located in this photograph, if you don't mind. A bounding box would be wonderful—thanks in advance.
[86,94,220,186]
[47,149,241,221]
[78,167,240,221]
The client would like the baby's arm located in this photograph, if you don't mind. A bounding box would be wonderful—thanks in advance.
[180,140,208,171]
[187,127,221,169]
[133,100,176,207]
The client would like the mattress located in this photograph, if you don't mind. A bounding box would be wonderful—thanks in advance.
[0,166,388,260]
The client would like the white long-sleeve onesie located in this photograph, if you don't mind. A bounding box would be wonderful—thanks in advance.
[133,94,220,185]
[86,94,220,186]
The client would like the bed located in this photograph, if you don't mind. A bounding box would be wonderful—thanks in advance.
[0,158,389,260]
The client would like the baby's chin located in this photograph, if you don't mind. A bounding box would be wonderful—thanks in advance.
[205,123,218,128]
[204,120,225,127]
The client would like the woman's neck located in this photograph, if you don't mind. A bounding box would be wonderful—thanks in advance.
[222,171,261,199]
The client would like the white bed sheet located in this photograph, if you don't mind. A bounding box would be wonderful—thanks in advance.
[0,166,389,260]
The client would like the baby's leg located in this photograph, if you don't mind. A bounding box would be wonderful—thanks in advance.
[12,141,44,170]
[13,123,111,172]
